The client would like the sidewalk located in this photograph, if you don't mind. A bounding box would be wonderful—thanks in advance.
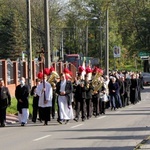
[6,114,19,124]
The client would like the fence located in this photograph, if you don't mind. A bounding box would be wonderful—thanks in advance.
[0,59,77,97]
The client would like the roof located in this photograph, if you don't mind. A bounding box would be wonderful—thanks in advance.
[66,54,79,57]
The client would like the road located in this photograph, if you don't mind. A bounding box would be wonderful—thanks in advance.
[1,87,150,150]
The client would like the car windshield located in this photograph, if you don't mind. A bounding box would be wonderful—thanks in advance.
[67,57,78,62]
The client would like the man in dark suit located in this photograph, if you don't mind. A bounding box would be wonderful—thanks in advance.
[73,74,86,122]
[85,74,93,119]
[0,79,11,127]
[15,77,29,126]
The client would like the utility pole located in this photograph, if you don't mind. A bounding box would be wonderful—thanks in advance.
[85,25,88,56]
[99,15,102,68]
[61,31,64,60]
[26,0,32,89]
[44,0,51,68]
[105,7,109,75]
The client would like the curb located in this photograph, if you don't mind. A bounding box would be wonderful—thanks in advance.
[6,114,19,124]
[134,135,150,150]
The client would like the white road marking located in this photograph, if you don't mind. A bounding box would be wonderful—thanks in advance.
[33,135,51,142]
[71,124,83,129]
[97,116,106,119]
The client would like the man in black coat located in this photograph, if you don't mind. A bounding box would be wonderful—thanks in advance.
[124,73,131,106]
[85,75,93,119]
[130,74,138,104]
[108,77,119,110]
[119,76,125,107]
[0,79,11,127]
[15,77,29,126]
[73,74,86,122]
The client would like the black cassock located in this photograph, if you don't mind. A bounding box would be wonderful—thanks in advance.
[15,85,29,113]
[130,79,138,104]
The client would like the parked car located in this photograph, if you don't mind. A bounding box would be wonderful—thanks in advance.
[142,72,150,85]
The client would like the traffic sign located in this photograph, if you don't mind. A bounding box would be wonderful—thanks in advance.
[138,51,150,57]
[140,56,149,60]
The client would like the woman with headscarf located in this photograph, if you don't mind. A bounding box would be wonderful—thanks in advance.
[56,73,74,124]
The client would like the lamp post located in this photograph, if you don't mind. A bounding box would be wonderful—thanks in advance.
[26,0,32,89]
[105,7,109,75]
[90,16,103,67]
[44,0,51,68]
[99,15,103,68]
[85,25,88,56]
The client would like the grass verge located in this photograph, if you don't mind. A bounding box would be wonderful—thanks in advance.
[7,96,33,115]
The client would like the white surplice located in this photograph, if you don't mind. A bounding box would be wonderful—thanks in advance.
[36,81,53,107]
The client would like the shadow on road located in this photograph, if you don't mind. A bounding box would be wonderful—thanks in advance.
[39,146,134,150]
[50,126,150,132]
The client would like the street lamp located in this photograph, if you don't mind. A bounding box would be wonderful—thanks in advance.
[105,7,109,75]
[44,0,51,68]
[26,0,32,89]
[90,16,103,67]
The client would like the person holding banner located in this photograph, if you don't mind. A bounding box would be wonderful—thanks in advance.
[36,74,53,125]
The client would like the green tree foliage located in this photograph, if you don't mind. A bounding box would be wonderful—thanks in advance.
[0,0,26,60]
[0,0,149,70]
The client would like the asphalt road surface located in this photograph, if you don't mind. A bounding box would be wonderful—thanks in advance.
[1,86,150,150]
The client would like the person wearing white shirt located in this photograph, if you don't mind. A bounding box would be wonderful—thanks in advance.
[36,75,53,125]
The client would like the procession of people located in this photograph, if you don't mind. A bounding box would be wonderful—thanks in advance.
[0,65,145,127]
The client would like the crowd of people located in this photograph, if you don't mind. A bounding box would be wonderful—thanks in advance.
[0,66,145,127]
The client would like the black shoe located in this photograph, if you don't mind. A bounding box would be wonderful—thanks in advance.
[82,118,85,122]
[73,118,78,122]
[65,120,69,124]
[32,119,36,123]
[1,124,5,127]
[38,118,43,123]
[21,122,25,126]
[57,120,62,124]
[44,121,48,125]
